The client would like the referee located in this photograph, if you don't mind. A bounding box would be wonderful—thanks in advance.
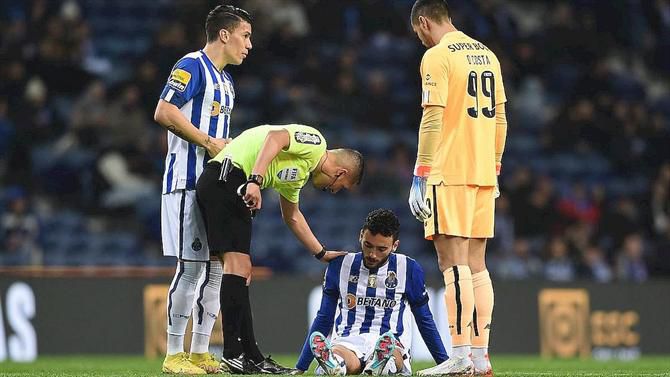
[196,124,364,374]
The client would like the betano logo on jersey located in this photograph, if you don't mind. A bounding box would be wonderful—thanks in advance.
[346,293,397,310]
[210,101,232,117]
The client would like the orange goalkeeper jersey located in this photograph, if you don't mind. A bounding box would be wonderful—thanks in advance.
[420,31,507,186]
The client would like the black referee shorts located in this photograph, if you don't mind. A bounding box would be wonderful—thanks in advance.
[196,162,252,255]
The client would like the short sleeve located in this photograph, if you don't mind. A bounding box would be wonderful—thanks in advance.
[406,259,430,308]
[160,57,204,108]
[420,49,449,108]
[284,125,326,157]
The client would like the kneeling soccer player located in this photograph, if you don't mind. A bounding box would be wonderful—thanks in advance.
[294,209,448,375]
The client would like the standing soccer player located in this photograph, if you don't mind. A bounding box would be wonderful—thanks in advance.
[294,209,448,376]
[153,4,253,375]
[407,1,508,376]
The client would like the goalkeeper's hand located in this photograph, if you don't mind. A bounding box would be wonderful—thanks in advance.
[409,170,432,222]
[494,163,501,199]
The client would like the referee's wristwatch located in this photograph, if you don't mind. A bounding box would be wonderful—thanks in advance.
[247,174,264,187]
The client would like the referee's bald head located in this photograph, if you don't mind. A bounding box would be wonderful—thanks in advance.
[331,148,365,185]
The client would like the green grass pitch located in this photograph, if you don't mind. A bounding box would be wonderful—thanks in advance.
[1,355,669,376]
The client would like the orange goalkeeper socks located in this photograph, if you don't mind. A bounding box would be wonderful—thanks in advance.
[444,265,474,347]
[472,269,494,349]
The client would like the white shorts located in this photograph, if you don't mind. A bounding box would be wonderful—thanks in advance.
[161,190,210,261]
[331,334,412,375]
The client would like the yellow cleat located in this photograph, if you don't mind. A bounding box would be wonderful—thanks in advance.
[190,352,224,374]
[163,352,207,375]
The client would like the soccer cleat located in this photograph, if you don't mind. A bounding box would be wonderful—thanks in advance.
[473,353,493,376]
[473,367,493,377]
[417,356,474,376]
[221,353,262,374]
[189,352,222,374]
[255,355,294,374]
[162,352,207,375]
[363,331,397,376]
[309,331,346,376]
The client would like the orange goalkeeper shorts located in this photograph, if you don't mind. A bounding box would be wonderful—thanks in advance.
[424,184,495,239]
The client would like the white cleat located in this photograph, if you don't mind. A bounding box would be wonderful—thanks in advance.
[417,356,474,376]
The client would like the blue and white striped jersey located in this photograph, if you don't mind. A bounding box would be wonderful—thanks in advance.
[296,252,447,371]
[159,50,235,194]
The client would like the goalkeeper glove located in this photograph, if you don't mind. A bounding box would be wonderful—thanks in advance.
[494,163,501,199]
[409,166,432,222]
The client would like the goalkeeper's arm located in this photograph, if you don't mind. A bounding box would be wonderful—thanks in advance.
[495,103,508,175]
[413,105,444,176]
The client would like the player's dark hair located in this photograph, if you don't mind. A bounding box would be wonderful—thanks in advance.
[411,0,451,25]
[205,4,252,43]
[363,209,400,241]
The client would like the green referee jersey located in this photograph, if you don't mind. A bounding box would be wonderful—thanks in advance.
[211,124,327,203]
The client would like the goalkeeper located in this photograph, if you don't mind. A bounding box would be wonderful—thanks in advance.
[293,209,448,376]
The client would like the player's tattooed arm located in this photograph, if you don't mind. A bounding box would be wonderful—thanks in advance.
[166,124,183,137]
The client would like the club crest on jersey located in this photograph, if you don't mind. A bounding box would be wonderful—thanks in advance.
[168,68,191,92]
[368,275,377,288]
[348,275,359,283]
[385,271,398,289]
[277,167,299,182]
[191,237,202,251]
[294,131,322,145]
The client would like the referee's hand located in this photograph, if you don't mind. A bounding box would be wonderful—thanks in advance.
[321,250,347,263]
[242,181,262,211]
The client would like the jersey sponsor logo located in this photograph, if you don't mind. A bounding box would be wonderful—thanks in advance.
[346,293,357,309]
[211,101,221,116]
[168,68,191,92]
[385,271,398,289]
[346,293,398,309]
[210,101,232,117]
[294,131,322,145]
[277,167,300,182]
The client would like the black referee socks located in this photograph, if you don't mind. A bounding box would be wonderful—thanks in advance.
[220,274,264,363]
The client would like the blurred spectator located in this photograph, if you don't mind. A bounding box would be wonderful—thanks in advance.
[496,238,542,280]
[544,237,576,282]
[1,186,42,265]
[616,233,649,282]
[578,245,613,283]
